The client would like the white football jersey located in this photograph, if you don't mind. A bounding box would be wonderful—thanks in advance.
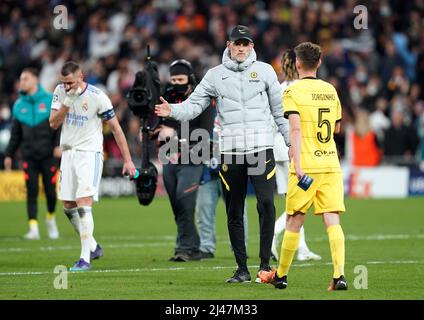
[51,83,115,152]
[273,80,297,162]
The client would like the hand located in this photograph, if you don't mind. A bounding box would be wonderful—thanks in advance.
[53,146,62,158]
[3,156,12,171]
[122,160,136,178]
[63,86,82,108]
[148,126,163,140]
[294,166,305,181]
[154,97,171,117]
[139,126,161,142]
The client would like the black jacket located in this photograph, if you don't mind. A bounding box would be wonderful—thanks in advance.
[161,84,215,163]
[5,85,60,160]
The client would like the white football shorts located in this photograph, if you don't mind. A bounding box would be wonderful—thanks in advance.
[58,149,103,201]
[275,161,289,195]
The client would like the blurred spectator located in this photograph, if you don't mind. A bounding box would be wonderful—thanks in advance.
[0,103,12,163]
[413,101,424,162]
[350,108,382,167]
[0,0,423,170]
[383,106,419,165]
[175,0,207,35]
[370,97,391,142]
[386,65,410,99]
[380,40,404,84]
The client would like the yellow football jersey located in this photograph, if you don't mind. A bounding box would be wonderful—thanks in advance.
[283,77,342,173]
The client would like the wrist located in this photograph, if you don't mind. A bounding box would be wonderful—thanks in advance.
[63,97,74,108]
[168,104,174,118]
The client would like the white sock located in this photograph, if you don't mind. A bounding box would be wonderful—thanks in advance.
[90,234,98,252]
[77,206,94,263]
[274,212,287,237]
[64,207,98,251]
[64,207,80,234]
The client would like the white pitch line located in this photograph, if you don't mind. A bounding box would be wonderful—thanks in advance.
[0,242,174,253]
[1,233,423,254]
[0,260,422,277]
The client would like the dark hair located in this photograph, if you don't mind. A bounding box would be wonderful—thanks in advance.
[61,61,80,76]
[294,42,321,71]
[281,49,298,81]
[21,67,39,77]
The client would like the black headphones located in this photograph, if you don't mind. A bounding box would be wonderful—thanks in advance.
[169,59,197,85]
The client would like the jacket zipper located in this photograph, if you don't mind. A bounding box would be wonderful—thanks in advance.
[31,97,37,145]
[240,72,246,151]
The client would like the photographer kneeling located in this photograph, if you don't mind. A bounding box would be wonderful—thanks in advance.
[157,60,214,262]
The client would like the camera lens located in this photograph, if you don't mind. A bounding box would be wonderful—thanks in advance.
[134,92,144,102]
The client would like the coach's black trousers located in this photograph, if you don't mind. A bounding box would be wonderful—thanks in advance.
[163,163,203,253]
[220,149,276,271]
[23,157,58,220]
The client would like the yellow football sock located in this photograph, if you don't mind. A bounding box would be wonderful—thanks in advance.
[46,213,55,220]
[277,230,300,278]
[327,224,345,279]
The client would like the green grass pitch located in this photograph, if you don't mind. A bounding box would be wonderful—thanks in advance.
[0,196,423,300]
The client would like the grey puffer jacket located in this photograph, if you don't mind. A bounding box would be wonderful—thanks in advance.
[169,48,289,153]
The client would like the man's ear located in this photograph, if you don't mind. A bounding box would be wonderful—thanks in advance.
[317,58,322,69]
[295,59,301,72]
[226,41,231,48]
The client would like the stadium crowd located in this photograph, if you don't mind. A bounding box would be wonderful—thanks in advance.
[0,0,423,171]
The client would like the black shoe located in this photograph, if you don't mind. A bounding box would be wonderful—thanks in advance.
[330,275,348,291]
[172,251,191,262]
[226,268,251,283]
[273,274,288,289]
[255,265,272,283]
[200,251,214,259]
[188,250,202,261]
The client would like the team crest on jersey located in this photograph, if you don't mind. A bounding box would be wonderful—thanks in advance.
[53,94,58,103]
[222,164,228,172]
[39,103,46,112]
[249,71,259,83]
[82,102,88,111]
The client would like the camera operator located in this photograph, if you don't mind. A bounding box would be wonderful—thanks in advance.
[158,59,214,262]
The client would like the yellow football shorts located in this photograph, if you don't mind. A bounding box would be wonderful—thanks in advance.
[286,172,345,215]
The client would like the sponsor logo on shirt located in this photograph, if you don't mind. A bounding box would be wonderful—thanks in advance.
[65,112,89,127]
[314,150,336,157]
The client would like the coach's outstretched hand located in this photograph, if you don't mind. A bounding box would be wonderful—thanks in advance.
[154,97,171,117]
